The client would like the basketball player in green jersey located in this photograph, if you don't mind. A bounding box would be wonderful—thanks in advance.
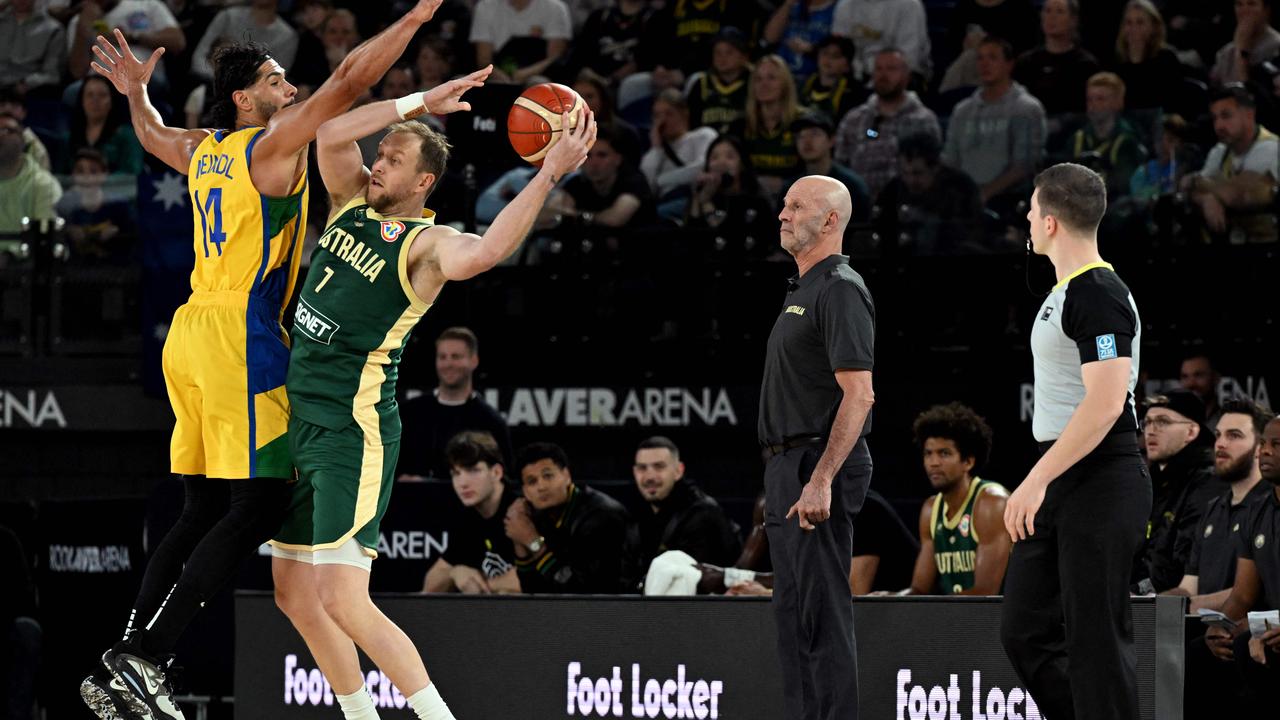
[267,92,596,719]
[897,403,1012,595]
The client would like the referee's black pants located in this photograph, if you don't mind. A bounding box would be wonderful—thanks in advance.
[765,440,871,720]
[1000,435,1151,720]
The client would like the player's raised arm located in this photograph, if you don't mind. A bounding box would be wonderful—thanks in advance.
[90,30,210,174]
[429,108,596,281]
[251,0,445,185]
[315,68,491,212]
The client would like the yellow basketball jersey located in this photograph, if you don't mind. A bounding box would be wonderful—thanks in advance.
[186,127,309,316]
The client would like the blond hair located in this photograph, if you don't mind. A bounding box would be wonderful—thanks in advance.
[1087,71,1126,104]
[745,55,799,137]
[1115,0,1166,63]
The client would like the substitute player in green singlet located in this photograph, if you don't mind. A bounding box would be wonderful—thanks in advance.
[268,79,596,720]
[895,403,1012,595]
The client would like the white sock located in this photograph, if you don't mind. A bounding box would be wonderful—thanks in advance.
[336,689,380,720]
[407,683,454,720]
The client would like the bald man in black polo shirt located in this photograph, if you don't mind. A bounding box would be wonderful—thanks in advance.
[1001,164,1150,720]
[759,175,875,720]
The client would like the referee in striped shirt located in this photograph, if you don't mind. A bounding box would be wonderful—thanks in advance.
[1000,163,1151,720]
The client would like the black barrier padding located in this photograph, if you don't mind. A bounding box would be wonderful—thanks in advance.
[235,593,1182,720]
[35,497,147,719]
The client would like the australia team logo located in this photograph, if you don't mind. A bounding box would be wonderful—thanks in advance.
[380,221,406,243]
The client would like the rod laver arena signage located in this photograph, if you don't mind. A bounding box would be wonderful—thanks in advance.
[481,387,738,428]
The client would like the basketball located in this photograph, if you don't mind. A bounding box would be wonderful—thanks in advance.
[507,83,587,166]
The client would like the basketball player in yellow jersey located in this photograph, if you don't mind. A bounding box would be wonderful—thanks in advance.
[267,95,594,719]
[77,5,470,720]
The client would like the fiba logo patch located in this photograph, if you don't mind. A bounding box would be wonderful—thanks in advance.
[380,221,406,243]
[1095,334,1117,360]
[959,515,972,538]
[1257,534,1266,550]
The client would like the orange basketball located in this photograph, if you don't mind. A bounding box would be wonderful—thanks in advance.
[507,83,587,166]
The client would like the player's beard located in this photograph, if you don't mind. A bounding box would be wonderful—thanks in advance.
[256,99,280,121]
[1216,449,1255,484]
[368,183,408,214]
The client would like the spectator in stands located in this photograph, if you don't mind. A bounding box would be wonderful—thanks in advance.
[1211,0,1280,86]
[291,7,359,97]
[67,0,187,85]
[640,88,717,216]
[1181,83,1279,241]
[476,165,552,231]
[64,76,144,176]
[415,37,455,90]
[1065,72,1147,198]
[1165,0,1238,67]
[378,65,418,102]
[785,112,870,221]
[764,0,840,79]
[553,127,654,230]
[1136,391,1218,594]
[1112,0,1187,112]
[423,432,522,594]
[572,68,642,165]
[470,0,572,85]
[57,149,136,261]
[944,37,1047,211]
[1181,352,1225,427]
[0,111,60,237]
[507,442,632,593]
[798,35,864,125]
[1204,411,1280,715]
[892,403,1011,595]
[874,132,987,255]
[1013,0,1100,116]
[0,86,50,170]
[739,54,803,198]
[289,0,332,97]
[641,0,750,76]
[832,0,931,82]
[0,524,38,720]
[1166,400,1272,609]
[0,0,64,93]
[570,0,652,83]
[398,327,514,481]
[943,0,1038,69]
[190,0,297,82]
[686,133,775,247]
[627,436,741,588]
[834,47,941,197]
[410,0,473,67]
[686,26,752,135]
[1130,114,1196,202]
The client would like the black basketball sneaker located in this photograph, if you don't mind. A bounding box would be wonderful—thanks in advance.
[100,642,186,720]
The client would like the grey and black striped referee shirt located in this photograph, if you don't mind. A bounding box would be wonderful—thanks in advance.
[1030,262,1141,442]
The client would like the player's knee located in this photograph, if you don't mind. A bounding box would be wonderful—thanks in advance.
[317,580,362,630]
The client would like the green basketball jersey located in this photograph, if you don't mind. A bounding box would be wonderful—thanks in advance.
[931,478,1002,594]
[286,196,435,439]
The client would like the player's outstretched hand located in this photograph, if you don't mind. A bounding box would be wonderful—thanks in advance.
[542,106,596,179]
[423,66,492,115]
[90,28,164,95]
[408,0,445,23]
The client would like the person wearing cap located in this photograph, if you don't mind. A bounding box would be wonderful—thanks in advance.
[687,26,752,134]
[1136,390,1217,594]
[1181,83,1279,240]
[785,112,870,222]
[799,35,865,127]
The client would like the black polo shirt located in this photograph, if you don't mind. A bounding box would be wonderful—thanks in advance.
[758,254,875,446]
[1239,484,1280,610]
[1187,480,1272,594]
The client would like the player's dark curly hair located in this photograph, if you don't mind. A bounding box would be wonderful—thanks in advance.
[912,403,994,473]
[209,42,273,129]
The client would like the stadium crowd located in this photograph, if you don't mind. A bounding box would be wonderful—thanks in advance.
[2,0,1279,717]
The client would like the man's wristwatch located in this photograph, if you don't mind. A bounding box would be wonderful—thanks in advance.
[526,536,546,554]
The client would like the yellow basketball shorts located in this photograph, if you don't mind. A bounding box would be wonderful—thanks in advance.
[162,291,293,479]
